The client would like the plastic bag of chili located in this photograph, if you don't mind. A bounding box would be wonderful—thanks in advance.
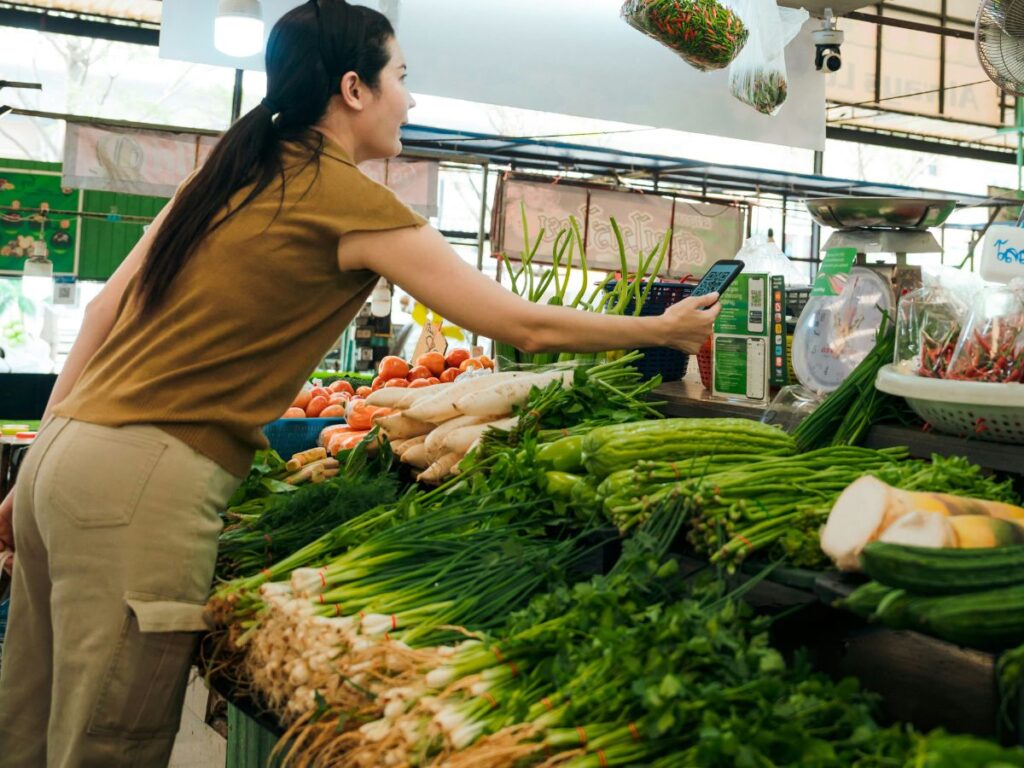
[946,279,1024,383]
[622,0,749,72]
[727,0,807,115]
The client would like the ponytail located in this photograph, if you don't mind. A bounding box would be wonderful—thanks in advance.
[136,0,395,315]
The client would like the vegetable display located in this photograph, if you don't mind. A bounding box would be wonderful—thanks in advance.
[197,345,1024,766]
[621,0,749,72]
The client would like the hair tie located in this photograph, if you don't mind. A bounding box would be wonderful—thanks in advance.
[260,97,280,115]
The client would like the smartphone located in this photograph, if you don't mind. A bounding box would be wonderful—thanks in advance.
[691,260,745,307]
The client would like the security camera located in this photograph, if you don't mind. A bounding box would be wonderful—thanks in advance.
[812,9,844,73]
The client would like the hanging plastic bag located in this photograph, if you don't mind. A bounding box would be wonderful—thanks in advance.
[894,266,978,378]
[621,0,749,72]
[735,233,810,287]
[946,278,1024,383]
[728,0,807,115]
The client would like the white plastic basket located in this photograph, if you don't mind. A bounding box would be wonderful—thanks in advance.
[875,364,1024,445]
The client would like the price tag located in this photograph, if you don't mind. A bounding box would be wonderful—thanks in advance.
[413,319,448,361]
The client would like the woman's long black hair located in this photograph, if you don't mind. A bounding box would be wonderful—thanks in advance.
[137,0,394,314]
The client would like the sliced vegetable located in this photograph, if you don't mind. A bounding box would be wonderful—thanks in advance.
[822,476,1024,571]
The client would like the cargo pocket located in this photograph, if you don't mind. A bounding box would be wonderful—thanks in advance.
[86,594,206,739]
[51,425,166,528]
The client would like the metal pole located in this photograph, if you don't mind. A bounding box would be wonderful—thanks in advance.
[781,194,788,254]
[472,163,490,346]
[231,69,244,123]
[1017,97,1023,192]
[810,151,823,261]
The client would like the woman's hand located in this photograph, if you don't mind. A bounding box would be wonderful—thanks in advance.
[0,489,14,575]
[661,292,721,354]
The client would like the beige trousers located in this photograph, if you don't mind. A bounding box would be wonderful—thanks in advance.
[0,418,240,768]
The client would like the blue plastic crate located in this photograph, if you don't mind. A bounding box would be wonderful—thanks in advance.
[263,417,346,460]
[606,281,695,382]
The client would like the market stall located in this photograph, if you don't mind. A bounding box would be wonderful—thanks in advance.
[4,0,1024,765]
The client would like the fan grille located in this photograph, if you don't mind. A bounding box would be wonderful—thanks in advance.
[977,0,1024,95]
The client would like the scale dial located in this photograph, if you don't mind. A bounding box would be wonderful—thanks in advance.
[791,266,895,394]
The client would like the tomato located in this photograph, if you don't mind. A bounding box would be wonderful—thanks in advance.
[415,351,446,377]
[305,396,329,417]
[384,378,410,388]
[328,393,348,406]
[459,358,484,372]
[478,355,495,370]
[329,380,355,396]
[371,375,385,391]
[439,367,460,383]
[283,407,306,419]
[408,378,432,389]
[320,404,346,417]
[426,377,441,386]
[445,349,470,369]
[355,386,372,398]
[309,386,331,402]
[291,389,312,409]
[378,356,410,381]
[405,364,430,382]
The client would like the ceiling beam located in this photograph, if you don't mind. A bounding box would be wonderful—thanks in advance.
[0,5,159,46]
[827,125,1017,164]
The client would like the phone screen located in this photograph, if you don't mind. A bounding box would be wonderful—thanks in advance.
[691,260,745,304]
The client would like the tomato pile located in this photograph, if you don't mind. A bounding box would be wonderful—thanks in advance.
[364,349,494,394]
[279,349,494,421]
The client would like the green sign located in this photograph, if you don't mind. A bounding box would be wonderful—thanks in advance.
[0,169,79,275]
[811,247,856,297]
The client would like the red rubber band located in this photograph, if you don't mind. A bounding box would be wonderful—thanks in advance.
[319,570,327,588]
[628,722,641,742]
[482,691,498,708]
[541,697,554,711]
[576,726,587,745]
[391,615,398,631]
[597,749,609,767]
[260,569,272,578]
[507,661,519,678]
[737,535,754,550]
[492,646,504,663]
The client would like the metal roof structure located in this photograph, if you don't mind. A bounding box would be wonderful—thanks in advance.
[400,124,1021,211]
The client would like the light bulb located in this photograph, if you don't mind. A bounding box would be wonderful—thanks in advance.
[214,0,265,58]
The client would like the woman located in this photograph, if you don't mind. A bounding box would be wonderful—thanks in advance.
[0,1,719,764]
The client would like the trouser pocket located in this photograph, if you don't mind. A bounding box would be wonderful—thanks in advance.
[86,593,206,739]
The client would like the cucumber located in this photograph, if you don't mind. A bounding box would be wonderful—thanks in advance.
[840,581,897,618]
[906,584,1024,650]
[861,542,1024,595]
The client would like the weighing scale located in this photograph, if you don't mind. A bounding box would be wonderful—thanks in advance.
[791,197,956,394]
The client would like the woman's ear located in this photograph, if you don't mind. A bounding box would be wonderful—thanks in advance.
[339,71,365,112]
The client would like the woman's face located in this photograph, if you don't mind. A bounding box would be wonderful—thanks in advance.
[355,37,415,161]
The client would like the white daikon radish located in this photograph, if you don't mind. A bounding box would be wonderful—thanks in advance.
[402,442,430,470]
[425,415,489,464]
[396,435,427,459]
[365,386,435,409]
[444,417,519,457]
[877,511,956,549]
[374,412,434,440]
[389,438,409,454]
[455,370,574,418]
[417,453,461,484]
[404,372,528,424]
